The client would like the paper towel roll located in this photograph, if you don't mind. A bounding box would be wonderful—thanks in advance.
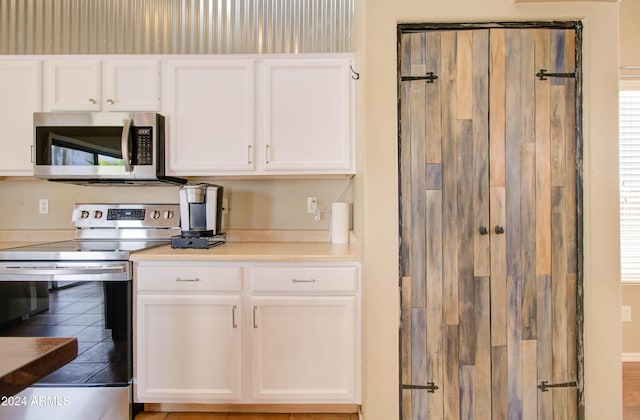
[330,202,350,244]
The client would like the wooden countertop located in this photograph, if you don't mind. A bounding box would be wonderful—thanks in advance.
[130,241,361,262]
[0,337,78,397]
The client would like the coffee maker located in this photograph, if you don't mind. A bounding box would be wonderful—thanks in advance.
[171,183,226,249]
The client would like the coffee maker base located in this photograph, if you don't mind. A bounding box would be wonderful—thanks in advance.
[170,232,226,249]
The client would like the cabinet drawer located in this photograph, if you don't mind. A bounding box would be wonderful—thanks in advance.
[137,265,242,292]
[251,266,357,293]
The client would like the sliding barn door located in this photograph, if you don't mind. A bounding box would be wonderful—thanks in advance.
[398,25,582,419]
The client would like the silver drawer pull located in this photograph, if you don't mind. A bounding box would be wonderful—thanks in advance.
[232,305,238,329]
[291,278,317,283]
[176,277,200,282]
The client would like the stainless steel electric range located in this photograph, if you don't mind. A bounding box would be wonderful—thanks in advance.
[0,203,180,420]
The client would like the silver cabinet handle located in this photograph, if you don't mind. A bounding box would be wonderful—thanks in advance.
[232,305,238,328]
[248,144,253,164]
[265,144,271,164]
[106,99,114,105]
[88,98,96,104]
[292,278,317,283]
[252,305,258,328]
[176,277,200,282]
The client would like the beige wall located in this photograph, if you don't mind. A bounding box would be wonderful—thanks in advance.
[0,178,352,231]
[622,286,640,355]
[620,0,640,356]
[359,0,621,419]
[620,0,640,69]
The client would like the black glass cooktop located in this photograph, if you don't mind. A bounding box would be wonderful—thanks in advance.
[0,240,168,261]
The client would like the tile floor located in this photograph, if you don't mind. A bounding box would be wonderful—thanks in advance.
[0,281,129,384]
[135,414,358,420]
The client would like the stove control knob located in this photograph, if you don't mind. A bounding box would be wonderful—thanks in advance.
[80,210,90,219]
[150,210,161,220]
[164,210,174,219]
[94,210,103,219]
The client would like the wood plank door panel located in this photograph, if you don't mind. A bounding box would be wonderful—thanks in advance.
[399,24,582,420]
[399,28,492,419]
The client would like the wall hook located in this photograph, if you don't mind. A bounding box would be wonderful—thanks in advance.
[350,65,360,80]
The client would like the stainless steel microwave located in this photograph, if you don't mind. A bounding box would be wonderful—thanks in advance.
[33,112,186,185]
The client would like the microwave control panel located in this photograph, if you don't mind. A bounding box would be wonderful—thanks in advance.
[135,127,153,165]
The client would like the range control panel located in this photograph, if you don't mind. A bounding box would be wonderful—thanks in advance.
[72,203,180,230]
[107,208,147,221]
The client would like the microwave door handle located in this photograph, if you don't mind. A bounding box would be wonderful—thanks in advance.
[121,118,133,172]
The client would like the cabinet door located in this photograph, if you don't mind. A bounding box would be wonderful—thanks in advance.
[166,60,256,174]
[103,61,160,111]
[136,294,241,402]
[250,295,358,402]
[261,59,353,173]
[44,60,101,111]
[0,61,42,175]
[398,27,580,419]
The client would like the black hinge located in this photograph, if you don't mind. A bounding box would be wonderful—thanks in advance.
[402,382,440,393]
[536,68,577,81]
[537,380,577,392]
[401,72,438,83]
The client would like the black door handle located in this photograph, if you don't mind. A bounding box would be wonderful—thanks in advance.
[495,225,505,235]
[479,226,489,235]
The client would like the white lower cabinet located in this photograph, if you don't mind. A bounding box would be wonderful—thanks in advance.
[134,262,361,405]
[136,294,242,402]
[250,295,357,402]
[135,264,243,403]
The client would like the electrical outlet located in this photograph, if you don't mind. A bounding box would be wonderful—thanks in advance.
[307,196,318,214]
[39,198,49,215]
[622,306,632,322]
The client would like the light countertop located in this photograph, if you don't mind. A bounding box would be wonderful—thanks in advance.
[0,230,361,262]
[130,241,360,262]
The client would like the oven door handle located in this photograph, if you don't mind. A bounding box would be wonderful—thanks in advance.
[0,266,126,276]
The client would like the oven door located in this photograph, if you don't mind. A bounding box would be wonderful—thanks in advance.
[0,261,133,419]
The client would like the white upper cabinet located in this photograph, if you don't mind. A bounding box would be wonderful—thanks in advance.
[103,60,160,111]
[44,60,102,111]
[165,60,256,174]
[0,54,354,178]
[0,60,42,175]
[165,55,355,176]
[44,60,160,111]
[262,59,353,173]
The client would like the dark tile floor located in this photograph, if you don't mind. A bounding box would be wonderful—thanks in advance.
[0,281,130,385]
